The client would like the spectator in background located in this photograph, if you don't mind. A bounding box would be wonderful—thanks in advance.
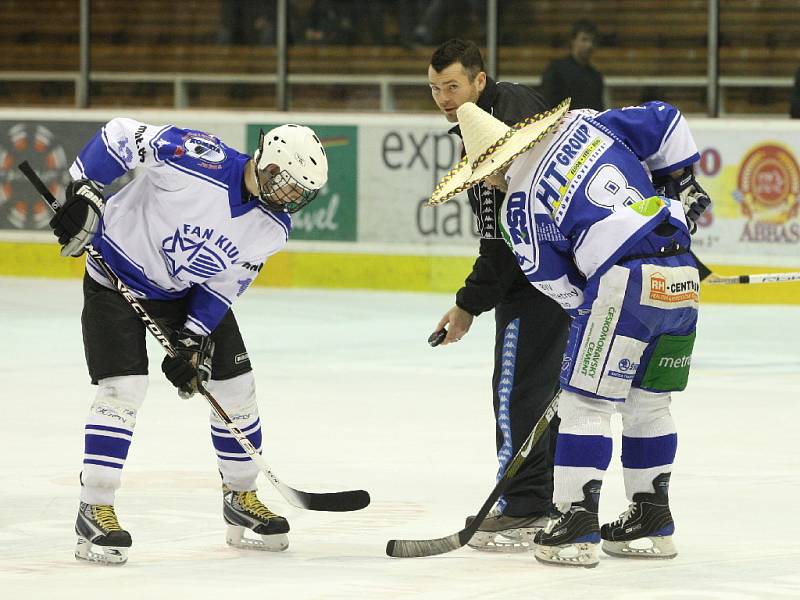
[790,67,800,118]
[303,0,356,45]
[302,0,385,45]
[397,1,424,47]
[640,86,666,105]
[540,19,604,111]
[413,0,483,46]
[218,0,275,46]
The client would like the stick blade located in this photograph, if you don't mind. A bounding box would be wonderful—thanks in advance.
[385,394,560,558]
[386,533,464,558]
[299,489,371,512]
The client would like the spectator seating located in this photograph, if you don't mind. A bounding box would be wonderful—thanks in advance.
[0,0,798,113]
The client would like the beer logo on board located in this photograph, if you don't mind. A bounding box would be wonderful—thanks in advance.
[736,144,800,224]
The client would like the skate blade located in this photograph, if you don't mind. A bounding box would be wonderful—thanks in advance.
[602,536,677,559]
[226,526,289,552]
[533,542,598,568]
[75,537,128,565]
[467,528,537,553]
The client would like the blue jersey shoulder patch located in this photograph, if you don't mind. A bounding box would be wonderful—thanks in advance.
[153,127,231,175]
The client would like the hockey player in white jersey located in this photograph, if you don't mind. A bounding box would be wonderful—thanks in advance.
[429,99,710,568]
[48,119,328,564]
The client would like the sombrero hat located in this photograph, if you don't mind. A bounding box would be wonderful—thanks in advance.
[429,97,571,205]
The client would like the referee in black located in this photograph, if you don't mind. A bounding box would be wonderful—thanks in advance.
[427,39,570,551]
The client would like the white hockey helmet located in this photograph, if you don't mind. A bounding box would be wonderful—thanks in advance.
[253,124,328,213]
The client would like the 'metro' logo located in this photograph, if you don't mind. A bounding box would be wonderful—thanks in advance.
[659,355,692,369]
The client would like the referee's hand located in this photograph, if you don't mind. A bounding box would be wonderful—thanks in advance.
[431,305,474,346]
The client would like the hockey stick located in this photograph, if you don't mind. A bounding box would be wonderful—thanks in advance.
[690,250,800,285]
[19,161,370,513]
[690,251,712,282]
[386,392,559,558]
[704,271,800,285]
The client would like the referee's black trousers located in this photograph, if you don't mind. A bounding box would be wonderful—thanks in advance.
[492,288,570,517]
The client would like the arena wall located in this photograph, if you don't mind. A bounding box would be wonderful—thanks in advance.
[0,108,798,304]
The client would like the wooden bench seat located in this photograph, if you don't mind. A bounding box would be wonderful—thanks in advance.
[0,43,79,71]
[720,47,800,76]
[3,0,798,50]
[0,40,795,115]
[500,46,707,77]
[5,43,797,80]
[1,40,796,77]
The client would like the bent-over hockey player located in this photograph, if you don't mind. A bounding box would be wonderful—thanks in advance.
[429,99,710,568]
[48,118,328,564]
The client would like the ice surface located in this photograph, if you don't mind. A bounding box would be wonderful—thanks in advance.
[1,277,799,599]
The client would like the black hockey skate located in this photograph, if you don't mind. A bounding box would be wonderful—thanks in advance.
[75,502,132,565]
[223,485,290,552]
[465,508,549,552]
[533,480,601,568]
[601,473,677,559]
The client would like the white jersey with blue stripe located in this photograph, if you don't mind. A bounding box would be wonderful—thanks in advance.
[70,117,291,335]
[500,102,699,314]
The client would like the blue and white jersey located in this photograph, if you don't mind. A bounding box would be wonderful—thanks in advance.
[500,102,699,314]
[70,118,291,335]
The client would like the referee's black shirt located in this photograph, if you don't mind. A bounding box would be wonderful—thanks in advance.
[448,77,551,316]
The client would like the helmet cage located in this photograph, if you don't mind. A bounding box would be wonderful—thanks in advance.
[256,166,320,214]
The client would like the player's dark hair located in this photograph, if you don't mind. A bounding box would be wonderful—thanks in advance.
[430,39,485,81]
[571,19,598,39]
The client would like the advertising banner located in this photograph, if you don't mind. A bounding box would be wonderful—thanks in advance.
[358,119,477,245]
[2,112,799,269]
[246,123,358,242]
[357,117,800,265]
[0,121,105,230]
[690,122,800,263]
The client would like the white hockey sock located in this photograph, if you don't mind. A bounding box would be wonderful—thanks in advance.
[208,372,261,491]
[553,390,615,505]
[619,388,677,499]
[80,375,148,505]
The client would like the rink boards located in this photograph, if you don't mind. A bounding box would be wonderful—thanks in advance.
[0,108,797,304]
[1,238,798,304]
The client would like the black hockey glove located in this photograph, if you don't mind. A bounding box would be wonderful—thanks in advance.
[49,179,104,257]
[652,167,711,235]
[161,328,215,398]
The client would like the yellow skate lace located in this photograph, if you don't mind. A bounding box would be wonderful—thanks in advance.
[93,505,122,531]
[238,491,280,521]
